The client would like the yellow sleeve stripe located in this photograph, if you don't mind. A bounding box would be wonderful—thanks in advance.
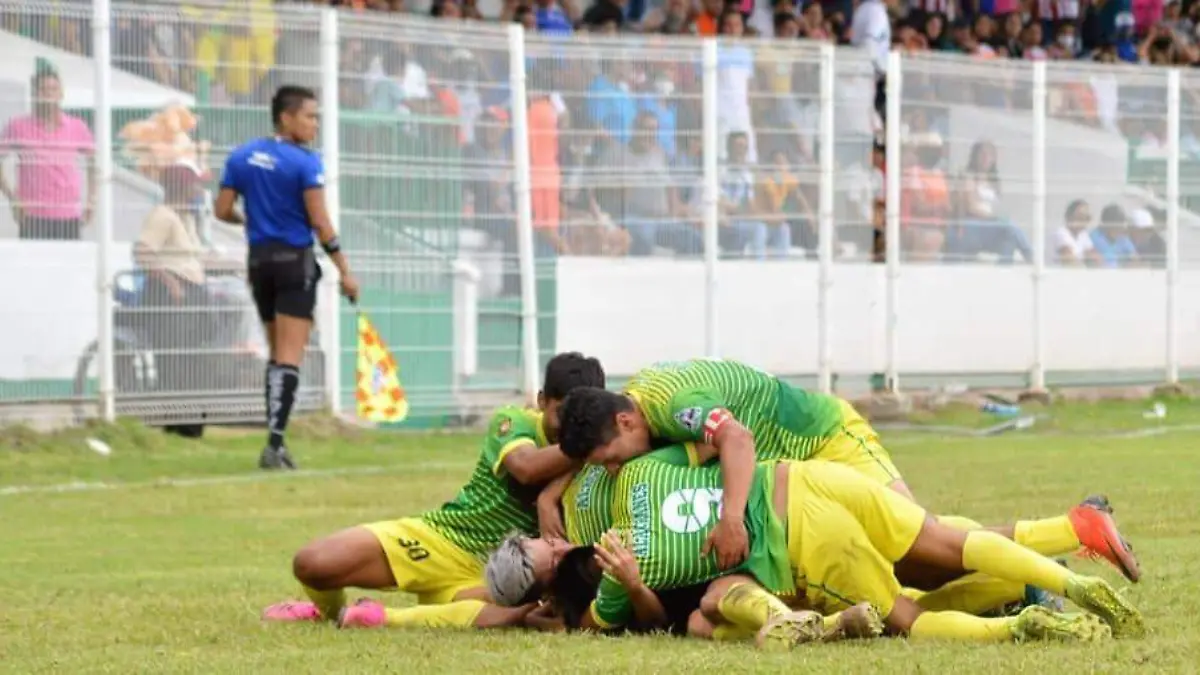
[684,441,700,467]
[589,602,616,630]
[493,438,536,476]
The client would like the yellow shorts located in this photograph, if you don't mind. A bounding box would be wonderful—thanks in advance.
[811,399,903,487]
[362,517,485,606]
[785,461,929,618]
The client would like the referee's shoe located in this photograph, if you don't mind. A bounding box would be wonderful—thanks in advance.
[259,445,298,470]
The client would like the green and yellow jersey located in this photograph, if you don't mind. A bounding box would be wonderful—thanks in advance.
[420,406,548,560]
[626,358,844,463]
[588,458,793,629]
[562,444,696,546]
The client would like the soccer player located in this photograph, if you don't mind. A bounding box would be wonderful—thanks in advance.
[555,358,1141,585]
[215,85,359,470]
[261,352,604,630]
[486,457,1143,644]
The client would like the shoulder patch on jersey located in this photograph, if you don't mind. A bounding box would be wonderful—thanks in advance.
[496,416,512,437]
[673,406,703,433]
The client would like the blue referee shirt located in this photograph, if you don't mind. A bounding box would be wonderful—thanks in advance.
[220,137,324,248]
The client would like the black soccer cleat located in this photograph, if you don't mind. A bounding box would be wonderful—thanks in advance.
[258,445,298,471]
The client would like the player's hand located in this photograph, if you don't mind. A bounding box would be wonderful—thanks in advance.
[524,602,565,632]
[702,516,749,570]
[595,530,643,591]
[340,273,360,304]
[537,497,567,541]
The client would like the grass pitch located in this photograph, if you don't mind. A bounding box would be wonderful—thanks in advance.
[3,400,1200,673]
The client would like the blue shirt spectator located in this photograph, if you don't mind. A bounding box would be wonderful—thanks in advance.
[1091,204,1138,267]
[587,71,637,143]
[535,3,573,34]
[221,137,323,248]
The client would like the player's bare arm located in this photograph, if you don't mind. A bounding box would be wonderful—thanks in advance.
[594,531,668,629]
[501,443,575,486]
[302,187,358,302]
[537,468,577,540]
[213,187,243,224]
[698,415,754,569]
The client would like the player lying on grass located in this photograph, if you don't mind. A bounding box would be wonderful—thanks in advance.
[539,441,1123,622]
[261,352,605,630]
[555,358,1141,585]
[486,455,1144,644]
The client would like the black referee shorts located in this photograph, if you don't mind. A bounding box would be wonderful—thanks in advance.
[247,242,322,323]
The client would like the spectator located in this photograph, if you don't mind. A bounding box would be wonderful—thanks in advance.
[802,3,833,40]
[1128,207,1166,266]
[641,0,694,34]
[134,161,214,348]
[762,147,817,256]
[998,12,1025,55]
[694,0,725,36]
[184,0,277,105]
[533,0,575,34]
[716,9,757,163]
[922,13,949,49]
[366,44,431,113]
[581,0,627,31]
[513,3,538,30]
[1091,203,1139,267]
[597,110,699,256]
[1055,199,1102,265]
[852,0,894,118]
[900,131,950,261]
[1048,21,1081,58]
[720,131,790,259]
[0,64,95,241]
[1021,21,1049,59]
[946,140,1033,264]
[587,59,638,144]
[339,38,370,110]
[529,75,568,254]
[113,16,174,86]
[464,107,514,241]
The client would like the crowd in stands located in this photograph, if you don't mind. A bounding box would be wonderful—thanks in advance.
[1,0,1183,267]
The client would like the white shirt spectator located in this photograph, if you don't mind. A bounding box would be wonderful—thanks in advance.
[1055,225,1094,262]
[852,0,891,78]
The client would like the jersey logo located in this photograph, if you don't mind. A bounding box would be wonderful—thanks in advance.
[703,409,734,443]
[661,487,723,535]
[248,151,276,171]
[496,416,512,437]
[673,406,703,433]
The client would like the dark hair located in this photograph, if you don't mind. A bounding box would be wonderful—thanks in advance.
[31,70,58,92]
[726,130,749,155]
[513,5,533,22]
[1100,203,1126,226]
[773,11,797,32]
[966,140,1000,191]
[550,546,600,630]
[558,387,632,459]
[718,7,743,34]
[542,352,606,401]
[1065,199,1088,221]
[271,85,317,128]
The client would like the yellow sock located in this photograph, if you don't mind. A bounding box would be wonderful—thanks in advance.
[909,611,1015,642]
[716,583,793,632]
[915,573,1024,615]
[384,600,487,629]
[1014,516,1081,557]
[962,531,1072,595]
[712,622,757,642]
[938,515,983,531]
[302,585,345,620]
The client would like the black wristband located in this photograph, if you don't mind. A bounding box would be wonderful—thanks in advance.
[322,236,341,255]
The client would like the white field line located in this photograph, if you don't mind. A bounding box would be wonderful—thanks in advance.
[4,424,1199,498]
[0,461,471,498]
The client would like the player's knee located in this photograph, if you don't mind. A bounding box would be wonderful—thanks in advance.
[698,584,727,622]
[292,542,340,589]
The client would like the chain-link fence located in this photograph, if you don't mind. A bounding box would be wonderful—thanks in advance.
[1,2,1195,429]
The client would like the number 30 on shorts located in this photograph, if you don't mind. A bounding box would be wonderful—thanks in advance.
[396,538,430,561]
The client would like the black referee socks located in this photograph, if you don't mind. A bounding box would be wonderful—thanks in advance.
[267,363,301,451]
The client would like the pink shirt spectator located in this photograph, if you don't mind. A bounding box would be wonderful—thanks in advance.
[1132,0,1164,35]
[0,112,94,220]
[993,0,1019,13]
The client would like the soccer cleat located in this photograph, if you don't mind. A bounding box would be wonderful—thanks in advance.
[259,445,298,471]
[1068,499,1140,583]
[1064,575,1145,639]
[1012,605,1112,643]
[262,601,322,623]
[755,610,825,651]
[338,598,387,629]
[822,603,884,642]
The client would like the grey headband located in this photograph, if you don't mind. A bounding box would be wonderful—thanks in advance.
[485,534,538,607]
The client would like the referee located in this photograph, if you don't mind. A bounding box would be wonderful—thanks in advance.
[215,85,359,470]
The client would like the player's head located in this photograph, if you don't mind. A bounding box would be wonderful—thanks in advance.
[539,352,606,443]
[485,534,577,606]
[558,387,651,471]
[271,85,319,144]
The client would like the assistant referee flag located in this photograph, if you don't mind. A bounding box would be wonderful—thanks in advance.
[356,313,408,423]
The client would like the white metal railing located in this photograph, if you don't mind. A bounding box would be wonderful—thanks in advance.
[0,1,1193,427]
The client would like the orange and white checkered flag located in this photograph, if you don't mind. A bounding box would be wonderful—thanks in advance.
[355,313,408,423]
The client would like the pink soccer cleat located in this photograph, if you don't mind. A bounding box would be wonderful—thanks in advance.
[338,599,387,629]
[262,601,322,623]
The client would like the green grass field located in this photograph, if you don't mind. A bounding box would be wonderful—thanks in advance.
[3,399,1200,673]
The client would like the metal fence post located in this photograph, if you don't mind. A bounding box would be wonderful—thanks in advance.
[1166,67,1181,384]
[93,0,115,422]
[702,38,720,359]
[817,43,835,394]
[884,51,902,393]
[1030,60,1047,392]
[508,24,540,402]
[319,7,343,414]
